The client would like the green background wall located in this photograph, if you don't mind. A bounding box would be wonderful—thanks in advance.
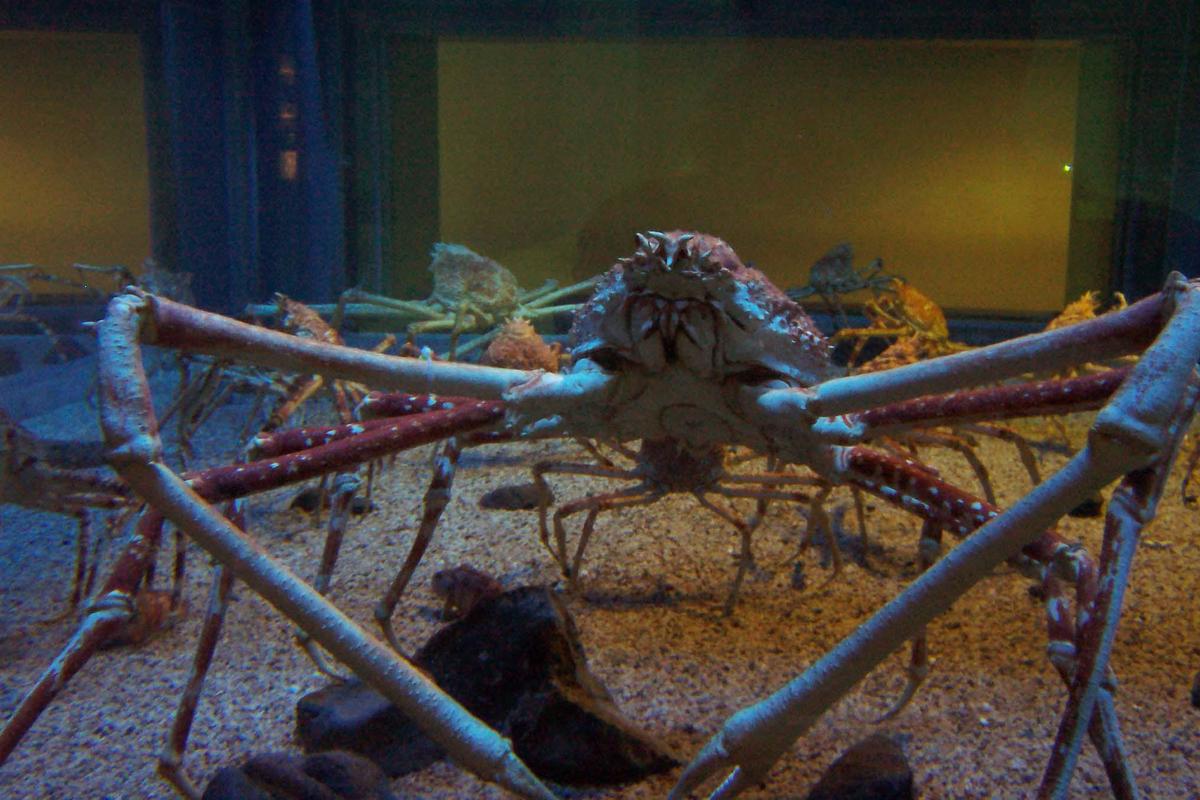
[0,31,150,288]
[435,39,1112,314]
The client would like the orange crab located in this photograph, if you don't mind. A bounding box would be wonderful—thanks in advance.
[833,277,970,370]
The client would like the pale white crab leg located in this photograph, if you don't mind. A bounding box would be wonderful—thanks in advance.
[98,292,558,800]
[136,290,537,398]
[674,275,1200,800]
[1039,368,1198,798]
[757,286,1169,427]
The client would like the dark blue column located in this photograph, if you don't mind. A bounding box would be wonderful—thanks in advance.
[251,0,346,303]
[153,1,235,310]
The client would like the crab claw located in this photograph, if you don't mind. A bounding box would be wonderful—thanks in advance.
[668,706,784,799]
[501,365,615,436]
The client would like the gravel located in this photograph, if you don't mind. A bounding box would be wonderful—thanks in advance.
[0,380,1197,799]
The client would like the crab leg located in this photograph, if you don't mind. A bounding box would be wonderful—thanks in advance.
[0,402,500,767]
[66,511,92,610]
[552,484,663,585]
[838,444,1125,746]
[676,275,1200,800]
[0,511,165,764]
[895,428,998,503]
[97,294,557,800]
[692,493,769,615]
[333,287,451,320]
[530,457,662,579]
[1038,374,1197,798]
[158,548,236,800]
[134,291,621,421]
[875,518,942,722]
[139,291,535,397]
[297,473,361,680]
[758,288,1158,428]
[374,436,462,653]
[855,366,1132,434]
[672,434,1127,799]
[961,422,1043,486]
[520,273,602,308]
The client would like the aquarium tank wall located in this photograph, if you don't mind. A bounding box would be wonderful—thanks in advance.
[357,1,1195,328]
[0,30,151,292]
[427,38,1109,315]
[0,0,1195,322]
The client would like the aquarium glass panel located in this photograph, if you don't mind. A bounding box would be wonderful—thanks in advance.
[0,31,151,294]
[388,37,1121,316]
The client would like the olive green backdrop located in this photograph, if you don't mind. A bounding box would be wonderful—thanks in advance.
[433,39,1117,314]
[0,31,150,286]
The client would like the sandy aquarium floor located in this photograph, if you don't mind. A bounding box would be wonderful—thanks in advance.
[0,376,1197,800]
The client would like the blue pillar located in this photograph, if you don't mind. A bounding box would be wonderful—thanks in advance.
[252,0,345,303]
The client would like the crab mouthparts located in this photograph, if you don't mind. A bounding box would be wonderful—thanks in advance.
[624,292,721,375]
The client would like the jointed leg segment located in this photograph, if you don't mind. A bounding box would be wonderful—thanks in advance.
[679,275,1200,799]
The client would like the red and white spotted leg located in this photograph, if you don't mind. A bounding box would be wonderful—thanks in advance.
[855,366,1131,439]
[671,441,1134,800]
[900,428,998,504]
[841,446,1107,703]
[840,441,1143,794]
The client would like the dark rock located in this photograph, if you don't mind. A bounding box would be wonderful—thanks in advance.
[297,587,678,786]
[508,684,677,786]
[805,733,914,800]
[289,487,323,513]
[202,767,274,800]
[296,681,444,777]
[431,564,503,620]
[1067,493,1105,518]
[201,751,396,800]
[478,481,553,510]
[278,751,398,800]
[416,587,581,727]
[1191,670,1200,709]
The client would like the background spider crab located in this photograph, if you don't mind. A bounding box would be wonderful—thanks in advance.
[249,242,600,360]
[9,230,1197,799]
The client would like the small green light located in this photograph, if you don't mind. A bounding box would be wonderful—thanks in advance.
[1063,163,1073,173]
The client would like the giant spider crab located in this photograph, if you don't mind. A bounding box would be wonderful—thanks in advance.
[56,230,1200,798]
[248,242,599,360]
